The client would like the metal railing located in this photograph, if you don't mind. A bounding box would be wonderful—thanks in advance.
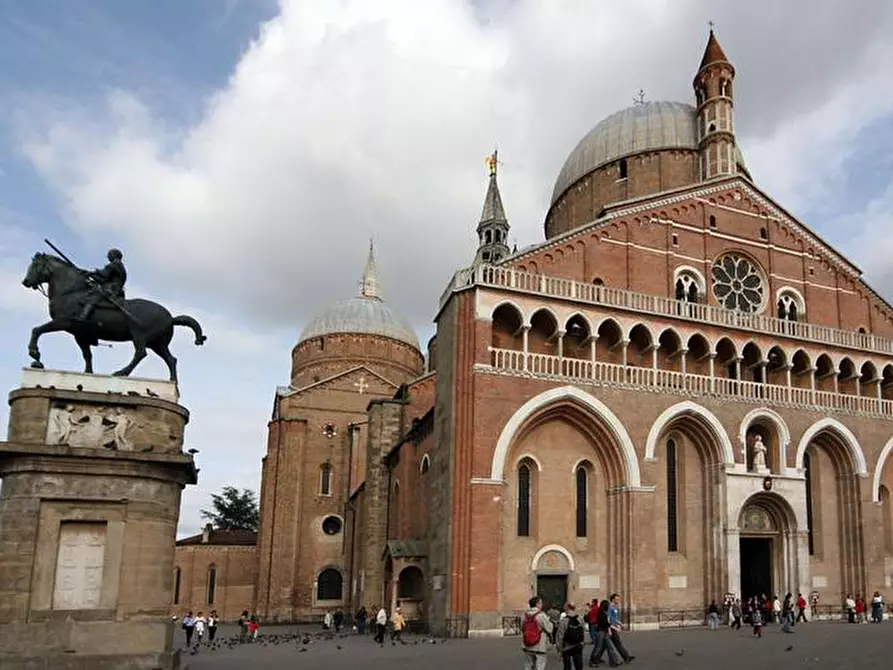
[441,264,893,357]
[657,609,708,628]
[502,615,522,636]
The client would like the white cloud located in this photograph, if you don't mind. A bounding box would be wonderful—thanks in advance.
[19,0,893,334]
[835,179,893,297]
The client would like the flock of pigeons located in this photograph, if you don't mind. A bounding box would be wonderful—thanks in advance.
[184,629,445,657]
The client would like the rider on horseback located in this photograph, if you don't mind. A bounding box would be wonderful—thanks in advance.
[79,248,127,321]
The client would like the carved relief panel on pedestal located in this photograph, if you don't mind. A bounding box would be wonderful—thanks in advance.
[46,403,140,451]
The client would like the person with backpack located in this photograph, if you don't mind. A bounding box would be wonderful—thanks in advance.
[522,596,554,670]
[555,603,586,670]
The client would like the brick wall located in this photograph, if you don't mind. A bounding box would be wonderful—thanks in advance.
[545,150,700,239]
[171,545,257,621]
[514,180,893,338]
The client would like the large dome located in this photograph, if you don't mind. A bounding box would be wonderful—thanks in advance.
[297,242,420,351]
[298,296,420,350]
[551,101,699,204]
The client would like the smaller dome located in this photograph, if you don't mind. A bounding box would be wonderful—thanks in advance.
[299,296,420,350]
[297,241,420,351]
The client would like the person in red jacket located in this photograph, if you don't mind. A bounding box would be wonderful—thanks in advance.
[586,599,599,646]
[796,593,808,623]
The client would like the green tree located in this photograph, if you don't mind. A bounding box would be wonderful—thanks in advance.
[200,486,259,531]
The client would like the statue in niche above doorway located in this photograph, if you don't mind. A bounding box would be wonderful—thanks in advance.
[752,434,768,472]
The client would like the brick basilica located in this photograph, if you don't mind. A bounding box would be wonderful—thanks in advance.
[172,31,893,633]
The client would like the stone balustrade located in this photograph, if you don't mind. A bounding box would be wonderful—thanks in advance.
[486,347,893,419]
[441,264,893,357]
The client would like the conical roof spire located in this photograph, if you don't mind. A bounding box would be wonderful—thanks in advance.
[699,27,730,71]
[358,238,381,300]
[473,150,511,265]
[480,150,507,225]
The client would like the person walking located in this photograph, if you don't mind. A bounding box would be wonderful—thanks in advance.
[585,599,599,647]
[238,610,249,641]
[795,593,808,623]
[871,592,884,623]
[780,594,795,633]
[194,612,206,645]
[751,606,763,638]
[845,594,856,623]
[522,596,553,670]
[207,611,218,643]
[182,611,196,647]
[707,600,721,630]
[589,600,622,667]
[334,609,344,632]
[390,607,407,645]
[555,603,586,670]
[374,606,387,645]
[607,593,634,663]
[731,599,742,630]
[355,606,368,635]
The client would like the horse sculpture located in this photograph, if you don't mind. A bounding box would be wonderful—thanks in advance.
[22,252,206,382]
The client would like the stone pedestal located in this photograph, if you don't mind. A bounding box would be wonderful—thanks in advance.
[0,369,197,670]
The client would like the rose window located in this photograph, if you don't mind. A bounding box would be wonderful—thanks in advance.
[712,254,764,313]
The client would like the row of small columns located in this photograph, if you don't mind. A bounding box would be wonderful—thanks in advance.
[511,326,889,400]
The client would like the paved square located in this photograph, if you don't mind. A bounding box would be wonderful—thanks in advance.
[179,621,891,669]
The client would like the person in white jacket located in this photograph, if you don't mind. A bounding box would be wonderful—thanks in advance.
[194,612,206,644]
[374,606,388,645]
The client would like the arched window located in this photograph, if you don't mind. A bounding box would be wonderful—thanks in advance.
[317,568,343,601]
[173,567,181,605]
[575,466,588,537]
[420,455,430,475]
[674,267,704,304]
[397,566,425,599]
[518,463,531,537]
[666,439,678,552]
[320,463,332,496]
[804,451,814,555]
[777,290,803,322]
[592,277,605,286]
[485,230,492,244]
[207,565,217,605]
[618,158,628,180]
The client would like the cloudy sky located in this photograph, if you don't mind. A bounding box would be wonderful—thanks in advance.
[1,0,892,537]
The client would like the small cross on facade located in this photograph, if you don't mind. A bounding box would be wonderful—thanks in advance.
[354,376,369,394]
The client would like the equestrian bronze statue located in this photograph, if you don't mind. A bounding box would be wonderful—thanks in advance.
[21,243,207,382]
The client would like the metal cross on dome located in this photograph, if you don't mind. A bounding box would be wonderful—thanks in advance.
[633,89,646,105]
[354,376,369,394]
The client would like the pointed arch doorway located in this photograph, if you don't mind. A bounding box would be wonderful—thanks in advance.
[738,493,800,601]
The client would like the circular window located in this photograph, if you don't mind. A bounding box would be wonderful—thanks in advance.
[712,253,765,313]
[321,516,342,535]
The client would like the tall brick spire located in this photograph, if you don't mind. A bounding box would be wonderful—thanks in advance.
[358,238,381,300]
[699,28,730,72]
[694,27,737,180]
[473,150,511,265]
